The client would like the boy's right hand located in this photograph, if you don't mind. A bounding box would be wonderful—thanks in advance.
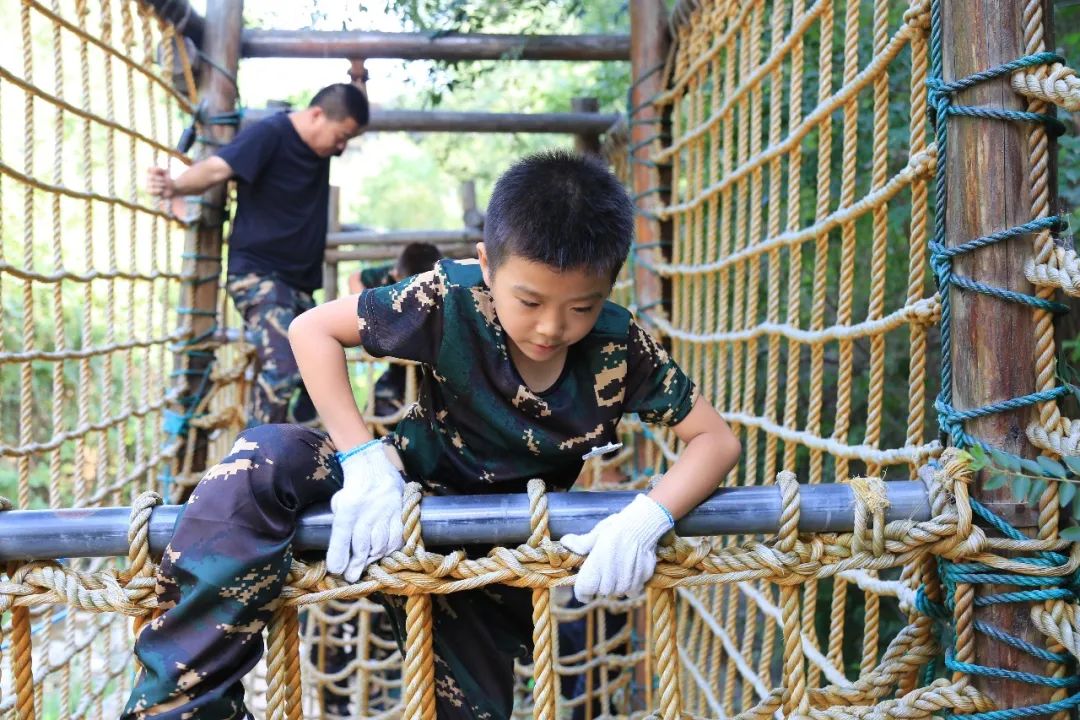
[146,167,175,198]
[327,441,406,582]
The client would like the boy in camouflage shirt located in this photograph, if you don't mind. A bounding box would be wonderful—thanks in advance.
[124,151,741,719]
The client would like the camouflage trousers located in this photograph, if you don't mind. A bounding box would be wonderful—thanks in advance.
[226,273,317,426]
[123,424,533,720]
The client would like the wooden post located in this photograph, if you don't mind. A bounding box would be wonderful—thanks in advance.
[173,0,242,489]
[629,0,671,323]
[572,97,601,155]
[629,4,672,710]
[324,186,341,301]
[348,58,368,95]
[460,180,484,231]
[942,0,1052,707]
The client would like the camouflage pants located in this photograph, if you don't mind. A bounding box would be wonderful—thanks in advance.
[124,424,533,720]
[226,273,317,426]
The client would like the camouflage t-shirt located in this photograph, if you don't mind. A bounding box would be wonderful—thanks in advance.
[357,259,698,495]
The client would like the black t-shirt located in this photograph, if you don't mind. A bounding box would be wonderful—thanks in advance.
[217,112,330,293]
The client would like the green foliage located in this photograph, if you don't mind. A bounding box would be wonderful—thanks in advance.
[961,447,1080,537]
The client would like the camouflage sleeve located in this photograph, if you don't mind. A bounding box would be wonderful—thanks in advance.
[356,266,447,364]
[624,321,699,426]
[359,264,393,289]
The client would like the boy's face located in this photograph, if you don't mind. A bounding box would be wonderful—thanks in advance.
[478,244,612,366]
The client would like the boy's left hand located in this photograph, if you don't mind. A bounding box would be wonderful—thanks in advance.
[560,494,674,602]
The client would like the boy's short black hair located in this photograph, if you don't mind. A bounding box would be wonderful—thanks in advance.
[484,149,633,282]
[396,242,443,278]
[310,83,369,127]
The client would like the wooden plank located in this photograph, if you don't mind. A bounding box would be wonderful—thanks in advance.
[241,30,630,61]
[941,0,1053,706]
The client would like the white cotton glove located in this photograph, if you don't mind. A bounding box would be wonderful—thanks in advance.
[560,494,675,603]
[326,440,406,582]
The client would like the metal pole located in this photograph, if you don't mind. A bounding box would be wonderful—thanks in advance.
[240,30,630,61]
[0,481,931,561]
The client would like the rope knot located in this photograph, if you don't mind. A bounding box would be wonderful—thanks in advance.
[775,471,800,554]
[125,492,162,580]
[903,0,931,29]
[400,482,425,555]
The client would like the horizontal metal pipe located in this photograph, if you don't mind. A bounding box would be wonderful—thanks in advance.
[242,108,620,135]
[241,30,631,61]
[0,482,930,561]
[327,229,483,248]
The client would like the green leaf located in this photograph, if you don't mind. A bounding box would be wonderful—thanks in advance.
[1060,526,1080,542]
[1058,481,1077,509]
[967,445,987,469]
[1029,479,1047,505]
[1063,455,1080,477]
[989,448,1021,473]
[1012,475,1032,503]
[1019,458,1045,477]
[1036,457,1068,479]
[982,473,1008,491]
[1074,489,1080,518]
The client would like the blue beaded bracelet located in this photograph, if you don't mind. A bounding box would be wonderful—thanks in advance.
[335,438,382,464]
[648,495,676,527]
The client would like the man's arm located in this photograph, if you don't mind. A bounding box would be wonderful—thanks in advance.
[146,156,233,199]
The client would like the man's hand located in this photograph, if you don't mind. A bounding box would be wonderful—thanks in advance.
[327,440,406,582]
[560,494,674,602]
[146,167,176,198]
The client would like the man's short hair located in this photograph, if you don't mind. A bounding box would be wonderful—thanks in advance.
[310,83,369,127]
[396,243,443,278]
[484,149,633,282]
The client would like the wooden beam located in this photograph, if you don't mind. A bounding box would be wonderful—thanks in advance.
[942,0,1053,707]
[242,107,620,135]
[328,229,483,248]
[327,245,475,262]
[240,30,630,61]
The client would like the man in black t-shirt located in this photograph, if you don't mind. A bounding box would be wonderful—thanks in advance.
[148,83,368,426]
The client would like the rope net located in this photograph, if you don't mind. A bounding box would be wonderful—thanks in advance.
[0,0,199,716]
[638,0,942,712]
[1,0,1079,718]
